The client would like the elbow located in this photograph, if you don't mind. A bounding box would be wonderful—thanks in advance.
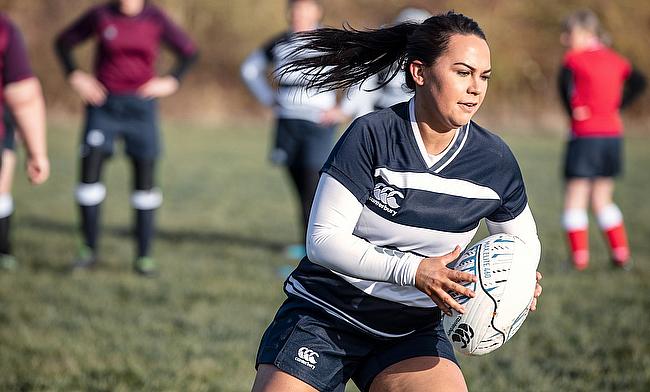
[305,230,320,264]
[54,36,67,54]
[240,61,259,83]
[186,50,199,65]
[305,227,334,269]
[5,77,43,108]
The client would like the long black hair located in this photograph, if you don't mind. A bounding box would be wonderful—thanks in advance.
[278,11,486,92]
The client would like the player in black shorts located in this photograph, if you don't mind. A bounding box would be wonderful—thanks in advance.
[55,0,197,275]
[252,11,543,391]
[241,0,351,260]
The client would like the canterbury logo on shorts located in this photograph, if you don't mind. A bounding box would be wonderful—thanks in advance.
[451,323,474,349]
[294,346,319,369]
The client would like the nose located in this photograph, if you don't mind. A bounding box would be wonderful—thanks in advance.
[468,77,482,96]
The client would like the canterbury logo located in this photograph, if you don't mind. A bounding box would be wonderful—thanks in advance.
[451,323,475,349]
[294,347,319,369]
[373,183,404,209]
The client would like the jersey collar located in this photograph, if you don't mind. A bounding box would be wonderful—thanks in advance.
[408,98,469,173]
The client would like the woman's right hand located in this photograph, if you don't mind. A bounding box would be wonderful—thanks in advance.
[415,246,477,316]
[68,70,107,106]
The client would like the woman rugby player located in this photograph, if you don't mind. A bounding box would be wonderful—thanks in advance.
[252,11,543,392]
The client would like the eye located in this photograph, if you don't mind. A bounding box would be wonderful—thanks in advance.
[481,75,491,81]
[457,70,470,77]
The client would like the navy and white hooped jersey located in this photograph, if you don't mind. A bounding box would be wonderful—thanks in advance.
[286,99,529,337]
[240,31,336,123]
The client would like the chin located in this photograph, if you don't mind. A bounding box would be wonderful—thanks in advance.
[449,118,471,129]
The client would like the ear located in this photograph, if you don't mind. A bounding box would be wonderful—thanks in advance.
[409,60,426,87]
[560,32,570,47]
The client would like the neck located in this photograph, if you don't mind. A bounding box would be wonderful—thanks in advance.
[119,2,145,16]
[414,97,458,155]
[574,35,601,51]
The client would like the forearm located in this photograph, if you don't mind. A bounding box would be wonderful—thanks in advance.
[621,68,647,109]
[558,67,573,117]
[4,77,47,159]
[307,173,423,286]
[54,39,78,76]
[240,50,274,106]
[170,51,198,81]
[486,204,541,268]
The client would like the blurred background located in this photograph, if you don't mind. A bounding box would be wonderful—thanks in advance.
[1,0,648,128]
[0,1,648,391]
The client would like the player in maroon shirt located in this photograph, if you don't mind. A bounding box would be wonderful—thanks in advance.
[558,9,646,271]
[55,0,197,275]
[0,14,49,270]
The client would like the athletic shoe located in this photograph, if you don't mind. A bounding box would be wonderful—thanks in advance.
[284,244,306,260]
[0,254,17,271]
[133,256,157,276]
[612,258,633,271]
[70,245,98,270]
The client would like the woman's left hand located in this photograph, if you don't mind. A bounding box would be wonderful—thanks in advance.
[137,76,179,99]
[529,271,543,311]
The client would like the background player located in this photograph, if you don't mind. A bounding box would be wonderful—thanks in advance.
[253,11,542,391]
[55,0,198,275]
[0,14,49,270]
[240,0,348,260]
[559,9,646,270]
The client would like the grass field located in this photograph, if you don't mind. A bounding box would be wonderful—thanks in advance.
[0,121,649,391]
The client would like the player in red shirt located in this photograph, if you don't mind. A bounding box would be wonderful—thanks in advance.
[0,14,49,270]
[55,0,197,275]
[558,10,646,270]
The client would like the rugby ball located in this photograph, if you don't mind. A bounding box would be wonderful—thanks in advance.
[442,233,537,356]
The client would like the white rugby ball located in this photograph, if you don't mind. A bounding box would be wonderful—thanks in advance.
[442,233,537,356]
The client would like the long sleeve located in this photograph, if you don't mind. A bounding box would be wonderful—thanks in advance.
[306,173,424,286]
[621,68,647,109]
[486,204,541,269]
[54,8,97,75]
[558,66,573,117]
[240,49,274,107]
[3,19,33,84]
[158,8,198,81]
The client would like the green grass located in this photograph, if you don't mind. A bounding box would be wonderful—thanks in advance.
[1,122,649,391]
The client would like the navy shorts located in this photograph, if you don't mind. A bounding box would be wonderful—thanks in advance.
[256,295,458,392]
[271,118,335,170]
[3,109,15,151]
[81,95,160,160]
[564,137,622,179]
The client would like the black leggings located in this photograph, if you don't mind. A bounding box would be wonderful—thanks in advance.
[79,147,157,257]
[287,164,320,240]
[81,147,155,190]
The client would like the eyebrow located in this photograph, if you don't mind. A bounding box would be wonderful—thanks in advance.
[453,62,492,73]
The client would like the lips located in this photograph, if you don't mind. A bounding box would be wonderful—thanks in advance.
[458,102,478,112]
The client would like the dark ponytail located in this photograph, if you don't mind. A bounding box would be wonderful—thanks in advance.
[278,11,486,92]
